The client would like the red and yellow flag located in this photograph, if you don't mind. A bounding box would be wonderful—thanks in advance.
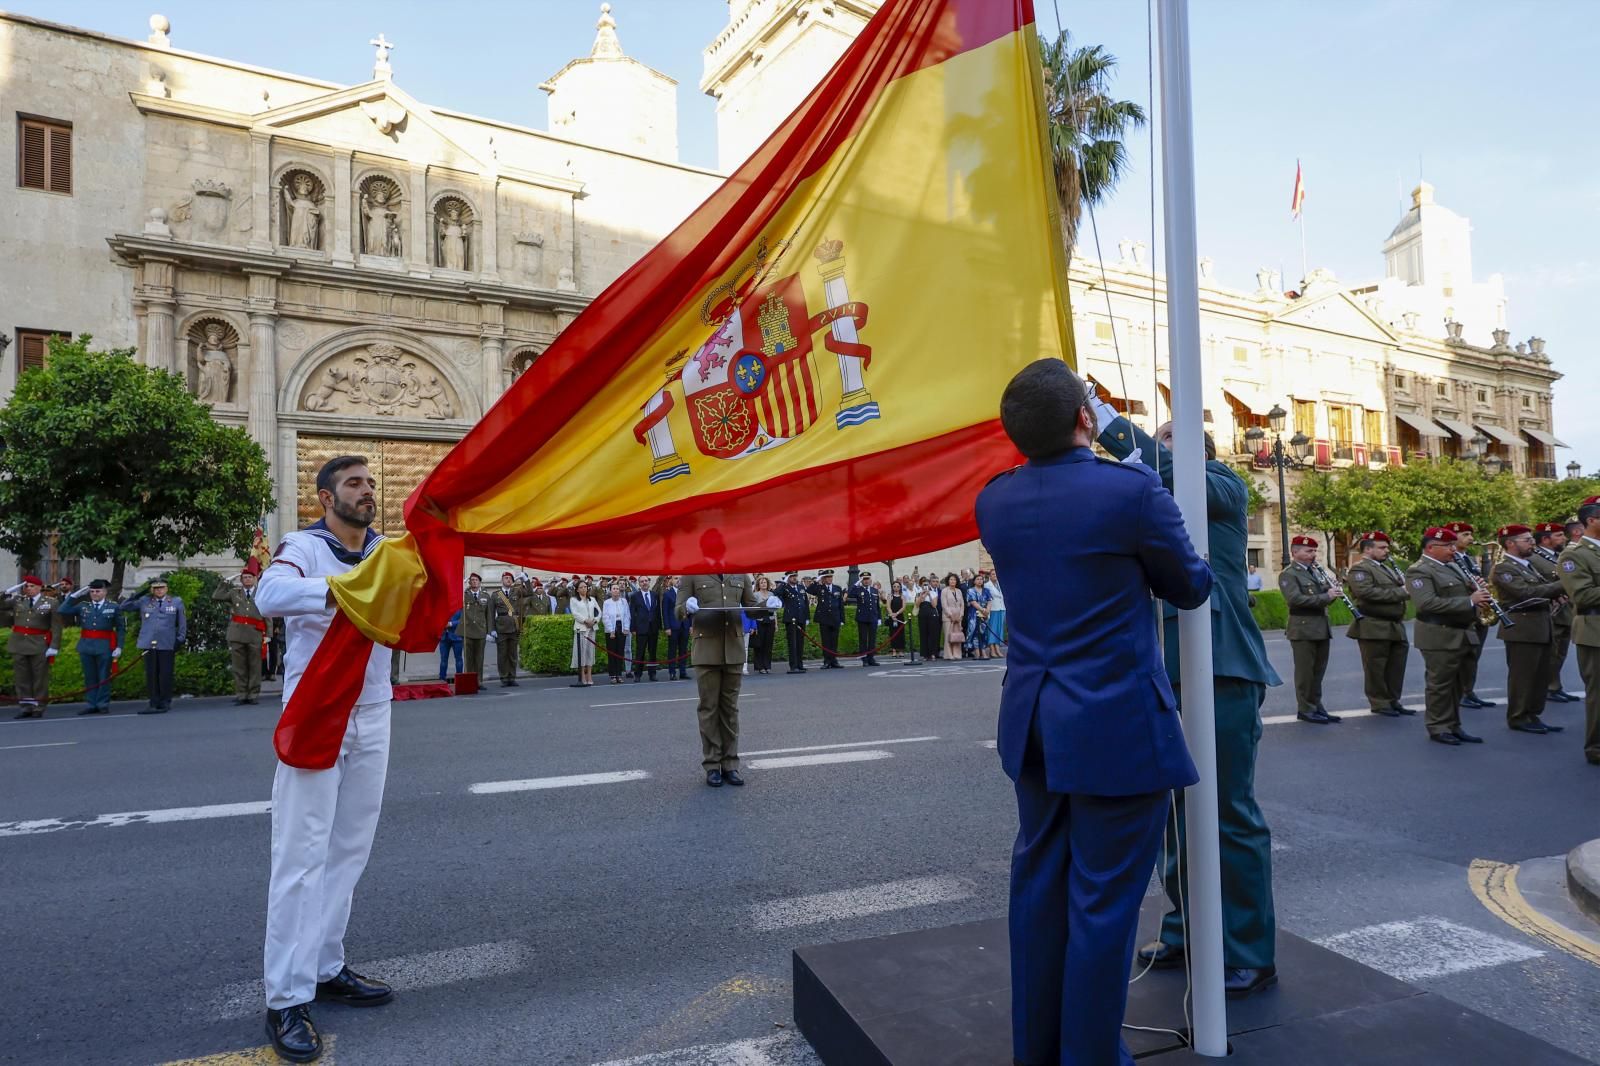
[1291,160,1306,219]
[278,0,1074,767]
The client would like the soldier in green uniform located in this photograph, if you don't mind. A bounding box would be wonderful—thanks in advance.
[522,577,551,618]
[461,573,491,683]
[1406,526,1491,746]
[1344,531,1414,717]
[1488,523,1567,735]
[1533,523,1578,702]
[1279,535,1340,724]
[2,574,64,718]
[679,553,778,788]
[211,565,268,704]
[58,578,126,715]
[1443,521,1497,709]
[492,571,523,686]
[1557,497,1600,766]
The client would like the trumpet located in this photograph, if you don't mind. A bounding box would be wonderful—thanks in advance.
[1311,563,1363,621]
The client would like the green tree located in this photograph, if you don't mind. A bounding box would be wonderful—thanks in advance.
[1040,30,1147,255]
[1527,476,1600,525]
[0,337,273,593]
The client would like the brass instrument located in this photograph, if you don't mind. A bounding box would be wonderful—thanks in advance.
[1311,562,1363,620]
[1531,545,1568,614]
[1458,551,1514,628]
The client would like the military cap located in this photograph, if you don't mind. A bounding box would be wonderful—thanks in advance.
[1423,526,1459,542]
[19,574,42,586]
[88,578,111,589]
[1534,522,1561,535]
[1496,524,1531,539]
[1290,535,1318,548]
[1444,521,1474,534]
[1359,530,1391,544]
[1583,496,1600,507]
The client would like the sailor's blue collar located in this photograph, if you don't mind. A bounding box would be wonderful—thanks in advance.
[304,519,384,565]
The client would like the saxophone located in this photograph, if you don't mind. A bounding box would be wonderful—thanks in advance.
[1458,551,1514,629]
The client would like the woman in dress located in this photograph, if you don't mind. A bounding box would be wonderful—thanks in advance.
[568,580,600,687]
[887,579,908,661]
[939,573,966,660]
[601,581,629,684]
[985,571,1007,654]
[915,577,940,660]
[748,575,777,674]
[967,572,994,659]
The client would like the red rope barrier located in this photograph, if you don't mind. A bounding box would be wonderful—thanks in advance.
[1,647,147,705]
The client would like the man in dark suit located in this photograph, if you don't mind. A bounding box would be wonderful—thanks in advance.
[629,576,664,682]
[775,571,811,673]
[661,576,690,681]
[978,360,1212,1066]
[807,570,848,668]
[855,575,882,667]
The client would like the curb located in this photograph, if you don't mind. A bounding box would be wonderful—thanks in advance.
[1567,839,1600,926]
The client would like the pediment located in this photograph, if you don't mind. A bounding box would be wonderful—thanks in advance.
[257,82,489,174]
[1272,291,1398,345]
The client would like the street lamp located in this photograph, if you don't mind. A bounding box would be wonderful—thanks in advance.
[1568,461,1583,479]
[1245,403,1311,567]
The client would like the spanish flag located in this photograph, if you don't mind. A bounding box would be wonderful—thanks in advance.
[276,0,1074,767]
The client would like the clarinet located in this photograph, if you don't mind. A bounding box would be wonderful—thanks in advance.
[1533,545,1559,563]
[1312,563,1363,621]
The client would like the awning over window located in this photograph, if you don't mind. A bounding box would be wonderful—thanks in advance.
[1394,411,1447,438]
[1475,423,1524,447]
[1222,384,1273,416]
[1521,428,1569,448]
[1433,417,1474,439]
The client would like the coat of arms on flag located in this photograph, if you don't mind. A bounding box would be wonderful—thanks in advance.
[632,236,874,484]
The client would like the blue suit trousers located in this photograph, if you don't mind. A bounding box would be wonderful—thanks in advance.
[1010,727,1168,1066]
[79,648,113,711]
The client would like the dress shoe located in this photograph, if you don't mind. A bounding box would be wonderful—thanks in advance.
[723,769,745,787]
[315,965,394,1007]
[1465,694,1498,708]
[1296,709,1334,724]
[1430,732,1462,746]
[1547,690,1577,703]
[506,679,519,687]
[1315,705,1342,722]
[138,706,168,715]
[706,769,724,788]
[1135,940,1186,969]
[1224,966,1277,998]
[1510,722,1550,735]
[1392,703,1417,716]
[1539,721,1564,733]
[77,706,107,716]
[1451,729,1484,744]
[1371,705,1401,718]
[265,1004,322,1062]
[11,708,41,719]
[787,668,804,675]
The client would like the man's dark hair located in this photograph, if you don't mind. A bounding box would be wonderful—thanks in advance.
[1536,526,1559,545]
[1421,535,1444,552]
[1566,521,1585,539]
[1579,503,1600,527]
[316,455,369,495]
[999,359,1086,459]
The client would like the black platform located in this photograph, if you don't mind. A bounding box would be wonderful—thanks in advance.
[793,908,1588,1065]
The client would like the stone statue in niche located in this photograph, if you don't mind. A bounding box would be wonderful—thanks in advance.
[360,180,403,257]
[282,173,322,250]
[438,204,467,271]
[194,323,233,404]
[415,375,454,419]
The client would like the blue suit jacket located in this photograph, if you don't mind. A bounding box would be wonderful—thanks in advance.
[1098,417,1281,687]
[977,447,1213,796]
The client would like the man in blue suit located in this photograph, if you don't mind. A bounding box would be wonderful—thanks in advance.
[978,360,1213,1066]
[1092,397,1283,999]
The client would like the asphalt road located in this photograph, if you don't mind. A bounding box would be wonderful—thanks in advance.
[2,629,1597,1066]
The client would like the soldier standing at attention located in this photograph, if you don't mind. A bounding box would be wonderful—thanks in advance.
[59,578,125,715]
[807,570,847,668]
[1344,531,1414,717]
[121,577,186,715]
[460,573,490,684]
[1556,497,1600,766]
[1532,522,1578,703]
[1444,521,1497,709]
[2,574,63,718]
[1405,527,1489,746]
[492,572,523,686]
[1279,535,1340,725]
[1488,524,1567,736]
[775,571,811,674]
[213,564,268,705]
[854,572,883,667]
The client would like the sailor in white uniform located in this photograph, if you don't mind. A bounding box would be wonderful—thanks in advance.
[254,455,394,1062]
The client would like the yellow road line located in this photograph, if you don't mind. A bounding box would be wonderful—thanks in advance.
[1468,858,1600,968]
[158,1034,335,1065]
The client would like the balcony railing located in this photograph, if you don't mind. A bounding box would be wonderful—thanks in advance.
[1531,461,1558,480]
[1329,439,1355,462]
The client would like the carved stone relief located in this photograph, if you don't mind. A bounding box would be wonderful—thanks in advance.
[276,321,309,352]
[358,175,405,258]
[513,232,544,283]
[299,342,459,420]
[186,318,240,405]
[279,169,326,251]
[171,178,232,241]
[452,338,481,368]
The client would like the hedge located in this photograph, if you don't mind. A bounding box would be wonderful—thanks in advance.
[1248,589,1414,632]
[0,628,232,702]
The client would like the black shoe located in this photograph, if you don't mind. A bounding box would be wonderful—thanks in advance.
[723,769,745,787]
[1459,695,1485,708]
[1430,732,1462,746]
[1136,940,1186,969]
[232,697,246,705]
[1542,722,1565,733]
[1316,706,1343,722]
[266,1004,322,1062]
[1296,709,1333,724]
[1224,966,1277,999]
[1547,690,1577,703]
[706,769,724,788]
[315,965,394,1007]
[1510,722,1550,735]
[787,668,804,675]
[1451,729,1484,744]
[1392,703,1418,716]
[11,708,40,719]
[137,706,168,715]
[507,679,519,687]
[1371,705,1402,718]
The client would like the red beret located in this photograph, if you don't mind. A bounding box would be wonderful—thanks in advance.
[1534,522,1561,535]
[19,574,42,586]
[1584,497,1600,507]
[1291,535,1318,548]
[1444,521,1474,534]
[1360,531,1391,543]
[1497,524,1531,538]
[1424,527,1459,542]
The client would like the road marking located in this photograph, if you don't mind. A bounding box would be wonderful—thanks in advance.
[742,735,939,756]
[589,1032,812,1066]
[0,741,78,750]
[0,800,271,838]
[208,940,531,1020]
[469,770,651,795]
[161,1036,338,1065]
[1263,709,1374,725]
[979,739,998,749]
[745,750,891,770]
[871,664,1004,677]
[750,874,974,931]
[1314,916,1542,981]
[1469,859,1600,968]
[0,711,143,725]
[591,696,769,708]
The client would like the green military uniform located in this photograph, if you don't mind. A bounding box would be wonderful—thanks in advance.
[1278,561,1334,717]
[1488,553,1565,731]
[679,573,764,776]
[1557,535,1600,764]
[211,579,267,703]
[1346,553,1412,714]
[492,583,522,684]
[1451,546,1492,702]
[461,585,492,679]
[522,584,550,618]
[1,588,63,717]
[1531,545,1574,697]
[1405,555,1480,739]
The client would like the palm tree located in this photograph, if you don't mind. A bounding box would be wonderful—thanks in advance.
[1040,30,1147,256]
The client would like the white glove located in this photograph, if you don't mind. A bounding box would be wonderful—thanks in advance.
[487,631,497,643]
[1120,447,1144,465]
[766,595,782,609]
[70,586,91,600]
[1090,396,1121,436]
[46,648,57,660]
[684,596,699,613]
[4,583,21,596]
[112,649,121,661]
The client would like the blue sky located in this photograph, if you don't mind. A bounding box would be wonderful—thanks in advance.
[29,1,1599,469]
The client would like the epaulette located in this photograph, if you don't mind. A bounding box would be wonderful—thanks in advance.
[983,465,1021,488]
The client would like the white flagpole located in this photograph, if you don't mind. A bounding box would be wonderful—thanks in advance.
[1156,0,1228,1056]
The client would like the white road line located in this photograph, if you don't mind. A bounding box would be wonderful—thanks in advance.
[591,697,769,708]
[751,874,974,931]
[589,1032,813,1066]
[468,770,651,794]
[0,741,78,751]
[742,735,940,757]
[0,712,143,725]
[208,939,532,1020]
[979,739,998,749]
[0,800,270,838]
[1264,709,1375,725]
[745,750,891,770]
[1315,916,1543,982]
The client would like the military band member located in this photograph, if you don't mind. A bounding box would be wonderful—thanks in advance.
[1443,521,1496,709]
[775,571,811,674]
[213,565,268,705]
[678,560,778,787]
[2,575,63,718]
[1557,497,1600,766]
[1488,524,1566,735]
[1345,531,1414,717]
[58,578,125,715]
[492,571,523,686]
[461,573,491,683]
[1532,522,1578,702]
[1406,527,1489,746]
[1279,535,1340,724]
[120,577,186,715]
[807,570,848,668]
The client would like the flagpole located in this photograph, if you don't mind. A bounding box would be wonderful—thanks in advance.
[1299,210,1308,285]
[1156,0,1227,1057]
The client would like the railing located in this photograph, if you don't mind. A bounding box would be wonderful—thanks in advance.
[1371,447,1390,465]
[1329,439,1355,462]
[1531,461,1558,480]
